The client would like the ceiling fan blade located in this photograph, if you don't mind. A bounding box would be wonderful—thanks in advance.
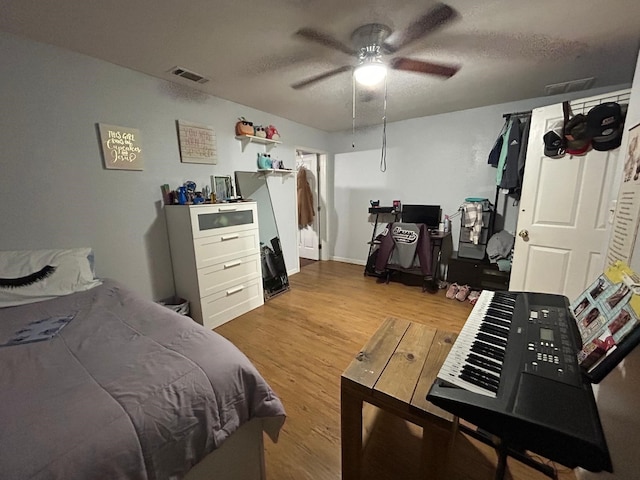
[383,3,459,53]
[390,57,459,78]
[295,28,356,56]
[291,65,352,90]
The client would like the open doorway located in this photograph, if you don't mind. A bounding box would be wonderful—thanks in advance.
[296,148,328,266]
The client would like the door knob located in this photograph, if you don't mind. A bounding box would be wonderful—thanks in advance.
[518,229,529,241]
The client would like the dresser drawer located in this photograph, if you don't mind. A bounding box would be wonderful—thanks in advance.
[200,277,263,329]
[189,203,258,239]
[194,229,259,268]
[197,253,261,298]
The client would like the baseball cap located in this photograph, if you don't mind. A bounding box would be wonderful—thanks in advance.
[587,102,624,151]
[564,114,592,156]
[543,120,565,158]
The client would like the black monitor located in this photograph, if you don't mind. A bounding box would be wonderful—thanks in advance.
[401,204,441,229]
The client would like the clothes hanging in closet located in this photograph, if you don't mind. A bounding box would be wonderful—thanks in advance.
[297,167,315,228]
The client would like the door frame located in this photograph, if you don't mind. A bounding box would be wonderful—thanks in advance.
[295,146,330,261]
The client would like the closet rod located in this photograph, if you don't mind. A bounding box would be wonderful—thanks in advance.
[503,110,531,119]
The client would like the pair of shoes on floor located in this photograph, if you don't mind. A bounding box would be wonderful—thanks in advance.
[445,282,459,299]
[467,290,481,305]
[455,284,470,301]
[445,283,470,301]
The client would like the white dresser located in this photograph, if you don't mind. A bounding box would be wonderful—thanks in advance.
[165,202,264,329]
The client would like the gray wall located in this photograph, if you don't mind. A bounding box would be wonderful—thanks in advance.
[327,84,631,266]
[0,32,330,300]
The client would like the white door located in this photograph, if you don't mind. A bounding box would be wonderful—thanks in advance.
[510,92,626,301]
[298,153,320,260]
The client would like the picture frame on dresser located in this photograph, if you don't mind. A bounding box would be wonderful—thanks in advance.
[212,175,233,201]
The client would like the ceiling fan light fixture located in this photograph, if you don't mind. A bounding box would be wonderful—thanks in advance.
[354,59,387,87]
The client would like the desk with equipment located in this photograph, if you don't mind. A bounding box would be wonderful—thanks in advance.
[365,204,450,290]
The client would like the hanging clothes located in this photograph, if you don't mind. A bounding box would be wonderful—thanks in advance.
[514,114,531,198]
[502,114,531,193]
[297,167,315,228]
[494,114,531,194]
[488,118,509,167]
[494,120,513,186]
[497,117,521,188]
[461,202,485,244]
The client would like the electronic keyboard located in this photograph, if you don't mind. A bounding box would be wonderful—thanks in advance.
[427,290,612,472]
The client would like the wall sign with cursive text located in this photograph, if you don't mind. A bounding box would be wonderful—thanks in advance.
[98,123,144,170]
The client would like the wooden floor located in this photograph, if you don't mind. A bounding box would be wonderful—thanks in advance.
[215,261,577,480]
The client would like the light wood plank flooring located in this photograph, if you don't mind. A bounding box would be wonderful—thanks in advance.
[215,260,577,480]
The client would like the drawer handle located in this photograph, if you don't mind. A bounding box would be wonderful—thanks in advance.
[226,285,245,295]
[221,234,239,241]
[218,207,238,212]
[224,260,242,269]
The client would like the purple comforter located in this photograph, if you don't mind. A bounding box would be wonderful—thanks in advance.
[0,280,285,480]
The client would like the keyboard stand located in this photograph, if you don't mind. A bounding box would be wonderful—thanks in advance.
[458,424,558,480]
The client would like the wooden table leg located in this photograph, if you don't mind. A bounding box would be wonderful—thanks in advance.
[421,422,451,479]
[341,384,364,480]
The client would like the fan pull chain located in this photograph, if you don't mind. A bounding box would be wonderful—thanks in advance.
[380,75,388,172]
[352,74,356,148]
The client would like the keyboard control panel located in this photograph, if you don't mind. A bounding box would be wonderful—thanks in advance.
[524,306,581,386]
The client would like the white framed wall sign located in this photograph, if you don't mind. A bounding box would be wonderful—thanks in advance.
[98,123,143,170]
[177,120,217,164]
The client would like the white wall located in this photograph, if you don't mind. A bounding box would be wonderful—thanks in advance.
[327,85,631,265]
[577,48,640,480]
[0,32,330,300]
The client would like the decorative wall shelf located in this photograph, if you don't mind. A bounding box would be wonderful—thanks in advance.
[235,135,281,152]
[257,169,294,175]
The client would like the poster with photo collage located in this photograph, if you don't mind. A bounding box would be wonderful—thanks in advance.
[571,260,640,375]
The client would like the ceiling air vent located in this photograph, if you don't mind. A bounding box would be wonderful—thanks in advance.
[545,77,595,96]
[169,66,209,84]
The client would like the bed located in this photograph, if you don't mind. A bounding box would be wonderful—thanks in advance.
[0,249,285,480]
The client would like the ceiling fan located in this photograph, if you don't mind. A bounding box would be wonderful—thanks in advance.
[291,3,461,90]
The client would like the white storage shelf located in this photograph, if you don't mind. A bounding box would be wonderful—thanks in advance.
[235,134,281,151]
[257,168,294,175]
[165,202,264,329]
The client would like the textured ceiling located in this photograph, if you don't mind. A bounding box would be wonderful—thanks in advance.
[1,0,639,132]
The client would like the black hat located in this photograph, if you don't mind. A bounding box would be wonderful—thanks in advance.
[564,114,592,155]
[587,102,624,151]
[543,120,565,158]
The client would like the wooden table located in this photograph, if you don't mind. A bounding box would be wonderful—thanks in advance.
[341,317,458,479]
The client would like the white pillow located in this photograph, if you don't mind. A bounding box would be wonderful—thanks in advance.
[0,248,102,308]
